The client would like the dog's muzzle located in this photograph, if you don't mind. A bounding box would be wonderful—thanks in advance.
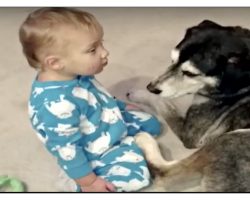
[147,82,162,94]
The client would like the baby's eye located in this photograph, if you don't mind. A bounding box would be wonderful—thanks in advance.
[89,48,96,53]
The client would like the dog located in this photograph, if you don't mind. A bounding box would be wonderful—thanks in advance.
[128,20,250,192]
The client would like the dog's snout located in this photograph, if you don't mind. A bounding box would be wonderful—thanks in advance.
[147,83,162,94]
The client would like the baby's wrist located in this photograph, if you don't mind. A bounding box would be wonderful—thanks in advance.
[75,172,97,187]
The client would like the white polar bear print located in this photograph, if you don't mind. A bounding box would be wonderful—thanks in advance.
[90,160,105,169]
[36,132,48,144]
[33,86,63,98]
[72,87,99,109]
[32,115,38,126]
[51,145,61,152]
[126,122,140,130]
[101,107,123,124]
[107,165,131,177]
[33,87,44,98]
[98,93,108,103]
[135,166,150,180]
[111,150,144,164]
[90,78,112,98]
[84,132,111,155]
[53,143,76,161]
[45,95,76,119]
[128,111,152,122]
[48,123,78,136]
[112,178,150,192]
[101,145,120,158]
[28,104,39,125]
[37,122,45,131]
[121,136,134,146]
[28,103,36,118]
[44,86,62,90]
[63,165,68,170]
[79,115,97,135]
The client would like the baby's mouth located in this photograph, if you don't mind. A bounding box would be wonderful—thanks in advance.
[102,60,108,66]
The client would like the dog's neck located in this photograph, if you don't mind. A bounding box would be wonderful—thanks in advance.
[196,85,250,103]
[192,94,210,106]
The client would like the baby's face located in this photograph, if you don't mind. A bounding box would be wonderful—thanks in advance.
[57,26,109,77]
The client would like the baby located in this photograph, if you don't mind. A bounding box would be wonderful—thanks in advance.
[19,7,161,192]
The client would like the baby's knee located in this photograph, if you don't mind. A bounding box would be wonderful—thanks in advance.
[101,161,151,192]
[109,170,151,192]
[112,178,150,192]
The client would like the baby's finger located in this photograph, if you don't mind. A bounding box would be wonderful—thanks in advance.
[106,182,116,192]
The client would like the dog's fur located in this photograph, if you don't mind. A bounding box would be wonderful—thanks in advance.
[129,20,250,192]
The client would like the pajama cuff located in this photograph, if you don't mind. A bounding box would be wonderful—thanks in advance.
[64,162,93,179]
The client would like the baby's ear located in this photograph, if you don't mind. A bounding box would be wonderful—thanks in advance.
[44,55,63,70]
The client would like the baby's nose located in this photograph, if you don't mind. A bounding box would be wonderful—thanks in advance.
[102,48,109,58]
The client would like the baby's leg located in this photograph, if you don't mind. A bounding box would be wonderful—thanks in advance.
[55,141,152,192]
[96,143,152,192]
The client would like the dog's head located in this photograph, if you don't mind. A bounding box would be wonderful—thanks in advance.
[148,20,250,99]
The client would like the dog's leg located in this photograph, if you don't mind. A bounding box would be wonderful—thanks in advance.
[135,132,179,191]
[135,132,178,168]
[135,132,206,191]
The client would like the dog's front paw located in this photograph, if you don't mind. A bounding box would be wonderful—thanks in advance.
[135,132,167,165]
[135,132,157,152]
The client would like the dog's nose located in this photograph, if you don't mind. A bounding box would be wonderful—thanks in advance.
[147,83,162,94]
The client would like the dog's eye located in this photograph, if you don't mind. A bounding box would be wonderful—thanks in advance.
[182,70,199,77]
[228,56,240,64]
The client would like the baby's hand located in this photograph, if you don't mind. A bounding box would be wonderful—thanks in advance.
[126,103,140,111]
[81,177,116,192]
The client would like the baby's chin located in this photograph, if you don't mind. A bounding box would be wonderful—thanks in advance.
[94,66,105,74]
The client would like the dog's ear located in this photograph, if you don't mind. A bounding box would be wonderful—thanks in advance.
[233,27,250,40]
[176,20,222,55]
[198,20,221,28]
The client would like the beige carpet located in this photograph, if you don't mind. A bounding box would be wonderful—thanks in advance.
[1,7,250,192]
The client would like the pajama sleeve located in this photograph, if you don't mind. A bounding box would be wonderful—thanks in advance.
[116,99,127,111]
[35,95,92,179]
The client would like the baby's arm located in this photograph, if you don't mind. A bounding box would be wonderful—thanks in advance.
[115,98,140,111]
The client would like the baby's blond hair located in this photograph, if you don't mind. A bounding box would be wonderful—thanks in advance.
[19,7,102,69]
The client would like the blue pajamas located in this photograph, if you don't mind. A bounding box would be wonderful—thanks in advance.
[29,75,161,192]
[87,111,161,192]
[122,110,161,137]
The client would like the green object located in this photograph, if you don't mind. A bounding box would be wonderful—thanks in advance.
[0,175,25,192]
